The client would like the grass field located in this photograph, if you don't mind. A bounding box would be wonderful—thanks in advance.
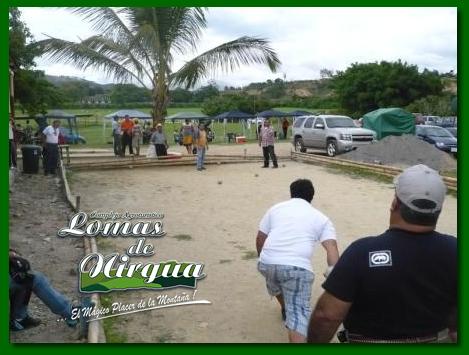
[21,106,308,147]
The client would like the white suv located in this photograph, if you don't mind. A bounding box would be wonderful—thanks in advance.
[292,115,376,157]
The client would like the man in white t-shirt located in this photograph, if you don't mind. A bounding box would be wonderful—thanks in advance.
[256,179,339,343]
[42,120,60,175]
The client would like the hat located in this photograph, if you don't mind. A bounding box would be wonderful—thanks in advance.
[394,164,446,214]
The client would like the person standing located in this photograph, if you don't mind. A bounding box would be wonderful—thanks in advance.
[307,164,457,344]
[111,116,122,156]
[120,115,134,156]
[195,123,208,171]
[132,118,143,156]
[282,118,289,139]
[42,120,60,175]
[259,119,278,168]
[257,179,339,343]
[256,122,262,140]
[9,117,17,169]
[180,119,194,154]
[150,123,169,157]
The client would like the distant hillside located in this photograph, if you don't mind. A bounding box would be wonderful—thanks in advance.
[45,75,115,91]
[44,74,456,103]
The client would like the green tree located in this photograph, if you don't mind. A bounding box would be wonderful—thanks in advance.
[406,94,455,116]
[333,60,443,116]
[9,7,38,71]
[110,84,151,104]
[201,94,270,116]
[170,88,193,103]
[15,70,64,115]
[35,7,280,123]
[193,84,219,102]
[262,78,286,99]
[9,7,63,115]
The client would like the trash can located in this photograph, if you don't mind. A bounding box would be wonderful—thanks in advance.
[21,145,42,174]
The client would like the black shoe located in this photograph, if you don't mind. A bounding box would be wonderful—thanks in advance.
[272,165,278,169]
[281,309,286,321]
[10,320,24,331]
[18,316,41,330]
[201,167,207,170]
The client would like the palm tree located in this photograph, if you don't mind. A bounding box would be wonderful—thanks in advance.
[35,7,281,123]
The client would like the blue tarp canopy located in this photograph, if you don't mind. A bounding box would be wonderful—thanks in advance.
[36,109,76,119]
[166,112,209,122]
[215,110,255,121]
[256,109,289,118]
[289,110,316,116]
[104,110,152,119]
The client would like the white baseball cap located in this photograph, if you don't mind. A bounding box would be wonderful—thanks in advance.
[394,164,446,213]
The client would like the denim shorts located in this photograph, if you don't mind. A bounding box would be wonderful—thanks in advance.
[258,262,314,337]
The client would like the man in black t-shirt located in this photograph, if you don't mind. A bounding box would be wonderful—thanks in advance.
[307,164,457,343]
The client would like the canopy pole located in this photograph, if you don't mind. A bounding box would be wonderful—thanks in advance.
[103,119,106,143]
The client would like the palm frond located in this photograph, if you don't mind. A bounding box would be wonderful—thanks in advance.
[68,7,156,73]
[67,7,132,42]
[163,7,207,54]
[35,36,148,87]
[171,36,281,88]
[130,7,207,55]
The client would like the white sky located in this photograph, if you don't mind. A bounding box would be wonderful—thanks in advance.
[19,7,457,88]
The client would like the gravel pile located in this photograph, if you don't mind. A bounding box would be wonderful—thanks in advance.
[343,134,457,172]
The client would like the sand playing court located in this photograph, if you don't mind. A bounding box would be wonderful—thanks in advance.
[70,142,457,343]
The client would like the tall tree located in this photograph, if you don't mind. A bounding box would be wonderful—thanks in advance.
[332,60,443,117]
[9,7,63,115]
[35,7,281,123]
[9,7,37,71]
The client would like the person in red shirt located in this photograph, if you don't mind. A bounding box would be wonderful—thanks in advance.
[120,115,134,156]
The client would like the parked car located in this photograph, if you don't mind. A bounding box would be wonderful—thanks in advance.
[434,116,458,128]
[421,115,440,125]
[446,127,457,138]
[415,125,457,155]
[292,115,376,157]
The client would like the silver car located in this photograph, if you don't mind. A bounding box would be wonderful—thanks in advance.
[292,115,376,157]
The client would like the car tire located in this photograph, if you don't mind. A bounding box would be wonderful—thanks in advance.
[294,137,306,153]
[326,140,337,157]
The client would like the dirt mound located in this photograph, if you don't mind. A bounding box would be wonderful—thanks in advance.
[343,134,457,172]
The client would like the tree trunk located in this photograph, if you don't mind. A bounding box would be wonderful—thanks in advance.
[152,73,170,126]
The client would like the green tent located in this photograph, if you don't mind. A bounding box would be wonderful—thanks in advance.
[362,108,415,140]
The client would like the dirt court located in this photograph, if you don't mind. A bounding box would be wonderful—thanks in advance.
[70,142,457,343]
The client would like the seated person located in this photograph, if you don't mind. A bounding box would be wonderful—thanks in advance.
[9,249,79,331]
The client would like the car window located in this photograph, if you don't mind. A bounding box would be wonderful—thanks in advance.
[303,117,315,128]
[325,116,355,128]
[314,118,324,127]
[293,117,306,128]
[425,127,453,138]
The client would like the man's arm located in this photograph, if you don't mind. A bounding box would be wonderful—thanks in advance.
[321,239,339,267]
[307,291,351,343]
[256,231,268,256]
